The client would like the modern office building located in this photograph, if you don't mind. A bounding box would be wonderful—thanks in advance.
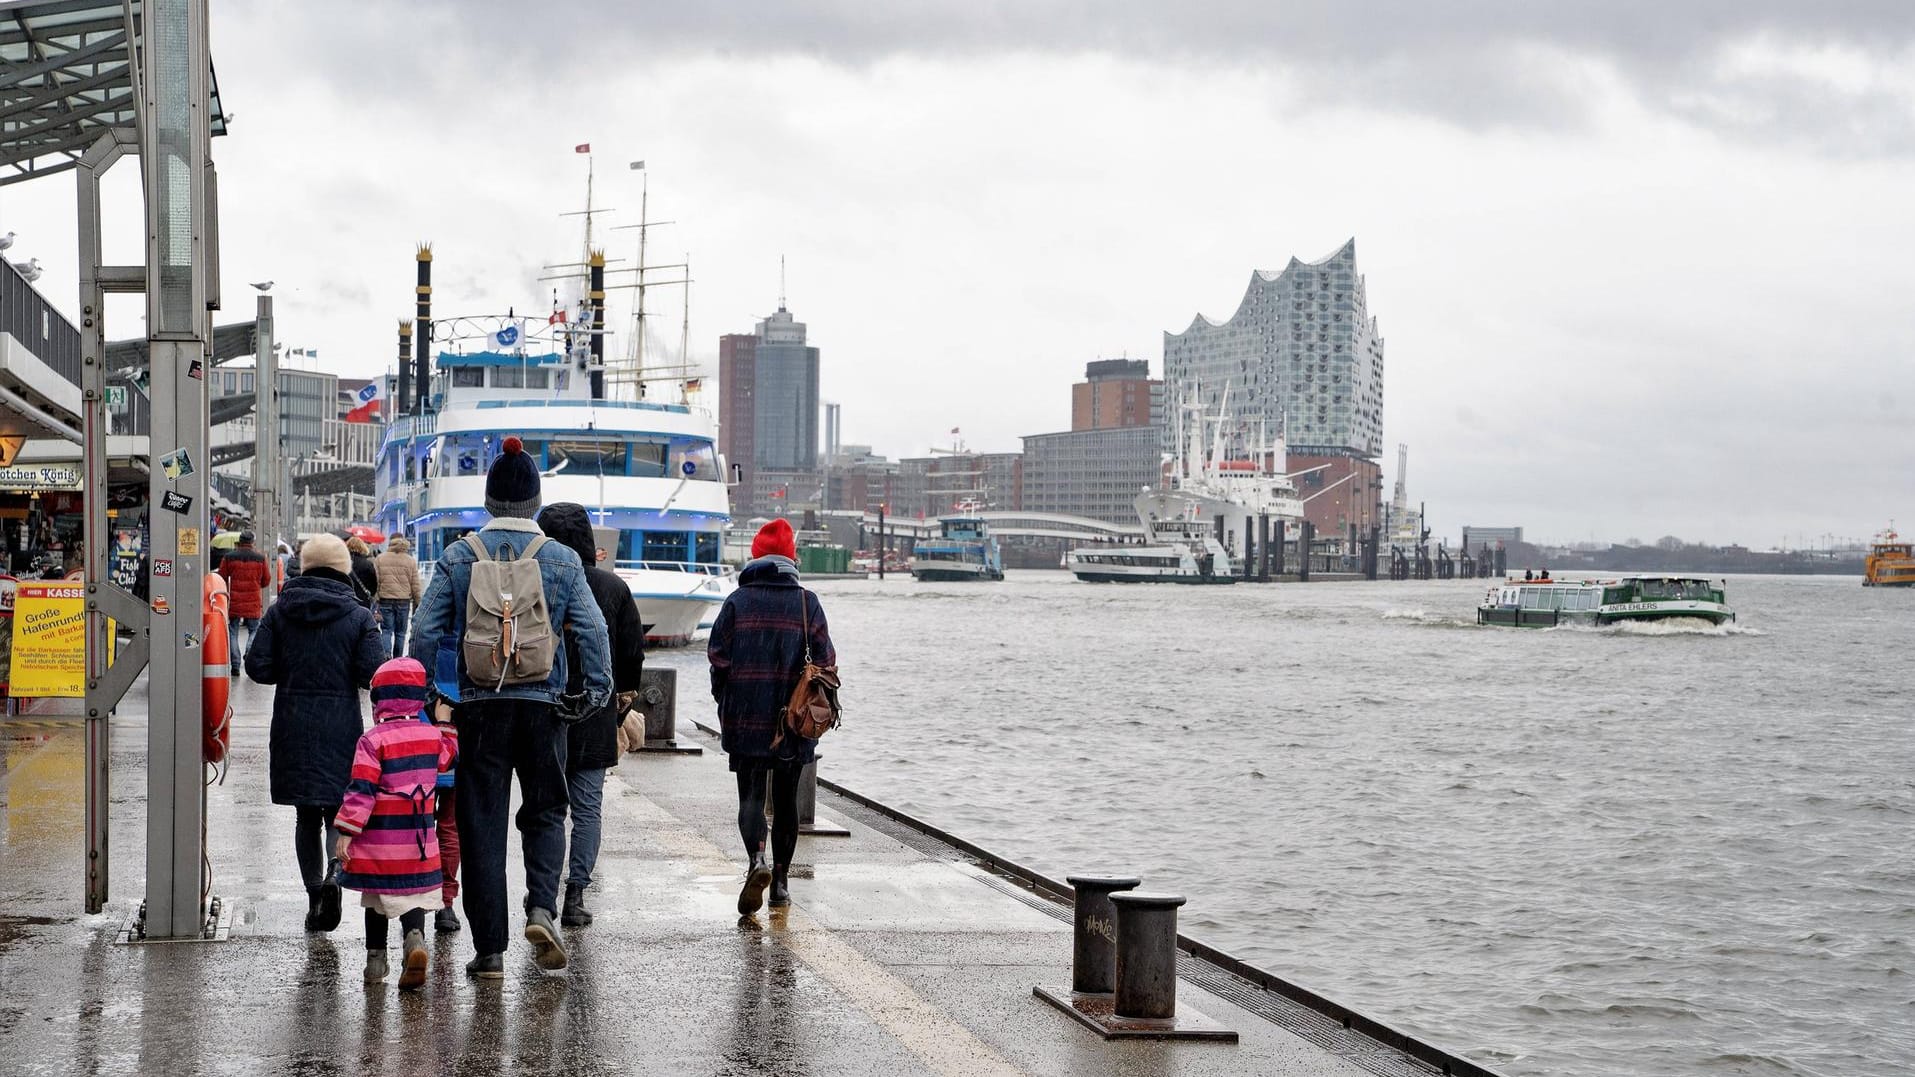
[719,303,821,516]
[1071,359,1162,432]
[1161,238,1385,533]
[889,451,1023,519]
[1020,426,1162,525]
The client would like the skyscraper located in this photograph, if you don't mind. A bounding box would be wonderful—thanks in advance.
[1161,238,1385,534]
[718,303,821,517]
[1071,359,1163,431]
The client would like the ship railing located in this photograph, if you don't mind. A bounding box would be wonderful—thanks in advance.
[613,559,732,577]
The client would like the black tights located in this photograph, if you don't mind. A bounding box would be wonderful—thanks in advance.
[293,806,339,890]
[365,908,427,950]
[735,762,800,869]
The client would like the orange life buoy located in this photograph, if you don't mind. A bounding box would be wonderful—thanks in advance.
[203,574,231,764]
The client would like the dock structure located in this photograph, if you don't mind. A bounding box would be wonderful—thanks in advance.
[0,678,1505,1076]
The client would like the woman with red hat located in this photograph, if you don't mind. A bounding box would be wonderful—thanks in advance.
[707,518,837,915]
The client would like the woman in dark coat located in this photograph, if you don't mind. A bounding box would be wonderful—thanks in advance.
[244,532,386,932]
[535,502,644,927]
[707,518,835,915]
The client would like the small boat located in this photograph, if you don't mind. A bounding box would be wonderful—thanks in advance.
[1864,526,1915,587]
[909,515,1004,581]
[1477,576,1734,627]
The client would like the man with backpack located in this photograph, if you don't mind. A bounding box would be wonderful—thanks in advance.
[408,436,612,979]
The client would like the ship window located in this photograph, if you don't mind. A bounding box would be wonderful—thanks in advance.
[451,368,484,388]
[667,438,717,480]
[546,439,628,476]
[628,439,668,478]
[642,530,691,564]
[493,367,549,389]
[695,532,720,564]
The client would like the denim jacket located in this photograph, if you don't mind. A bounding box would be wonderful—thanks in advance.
[407,517,613,708]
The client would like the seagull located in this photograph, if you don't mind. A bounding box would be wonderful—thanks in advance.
[250,281,273,291]
[15,258,40,283]
[0,232,14,251]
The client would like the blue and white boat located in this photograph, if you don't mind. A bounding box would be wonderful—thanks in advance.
[375,333,731,647]
[908,514,1005,582]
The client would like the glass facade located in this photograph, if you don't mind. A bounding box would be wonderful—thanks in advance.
[1161,239,1383,459]
[750,308,819,471]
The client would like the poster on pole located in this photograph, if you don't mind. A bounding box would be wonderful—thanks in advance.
[10,581,87,697]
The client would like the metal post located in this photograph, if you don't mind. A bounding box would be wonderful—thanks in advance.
[1298,521,1313,582]
[1273,520,1285,577]
[876,508,885,580]
[1241,519,1253,581]
[414,246,432,415]
[1111,891,1187,1020]
[142,0,214,939]
[588,251,606,400]
[1067,875,1140,994]
[251,296,277,597]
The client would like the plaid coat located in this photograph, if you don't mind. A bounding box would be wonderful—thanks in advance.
[708,557,835,768]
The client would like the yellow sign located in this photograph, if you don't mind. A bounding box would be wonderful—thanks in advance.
[10,582,87,698]
[0,437,23,467]
[178,528,200,556]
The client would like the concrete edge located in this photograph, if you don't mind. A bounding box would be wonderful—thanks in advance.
[813,772,1512,1077]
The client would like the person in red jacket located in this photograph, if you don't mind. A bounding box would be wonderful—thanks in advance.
[217,530,273,676]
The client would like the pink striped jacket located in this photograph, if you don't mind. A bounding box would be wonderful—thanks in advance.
[335,715,454,896]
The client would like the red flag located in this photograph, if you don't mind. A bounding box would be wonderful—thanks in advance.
[574,143,591,154]
[548,308,568,325]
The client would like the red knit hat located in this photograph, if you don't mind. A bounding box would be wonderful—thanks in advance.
[750,518,796,561]
[370,657,430,722]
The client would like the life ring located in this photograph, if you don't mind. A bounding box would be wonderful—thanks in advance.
[202,574,231,764]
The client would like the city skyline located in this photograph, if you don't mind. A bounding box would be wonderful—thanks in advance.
[2,3,1910,545]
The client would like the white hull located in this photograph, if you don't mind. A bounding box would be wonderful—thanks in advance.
[1066,545,1235,584]
[619,566,728,647]
[909,559,1002,581]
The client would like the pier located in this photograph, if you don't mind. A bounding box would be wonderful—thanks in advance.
[0,676,1506,1076]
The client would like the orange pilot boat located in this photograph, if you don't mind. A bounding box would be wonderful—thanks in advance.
[1864,525,1915,587]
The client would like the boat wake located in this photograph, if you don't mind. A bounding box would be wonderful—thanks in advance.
[1381,608,1483,629]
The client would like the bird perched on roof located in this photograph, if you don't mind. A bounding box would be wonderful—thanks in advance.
[250,281,273,291]
[0,232,14,251]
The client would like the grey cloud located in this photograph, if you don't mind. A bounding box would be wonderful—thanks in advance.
[306,1,1915,151]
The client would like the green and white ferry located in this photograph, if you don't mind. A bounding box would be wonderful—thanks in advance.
[1476,576,1735,628]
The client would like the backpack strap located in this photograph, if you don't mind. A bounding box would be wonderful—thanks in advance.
[522,536,549,560]
[460,533,493,561]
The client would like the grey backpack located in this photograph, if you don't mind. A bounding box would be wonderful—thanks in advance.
[460,534,558,690]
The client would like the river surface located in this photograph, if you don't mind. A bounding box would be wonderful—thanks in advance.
[654,572,1913,1077]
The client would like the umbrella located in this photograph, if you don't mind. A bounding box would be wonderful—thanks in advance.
[345,524,387,545]
[211,531,242,550]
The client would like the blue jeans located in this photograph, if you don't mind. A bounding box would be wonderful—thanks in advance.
[378,600,410,659]
[229,616,260,673]
[452,700,569,957]
[566,767,606,889]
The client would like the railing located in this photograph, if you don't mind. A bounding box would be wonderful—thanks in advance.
[613,560,732,577]
[0,256,81,385]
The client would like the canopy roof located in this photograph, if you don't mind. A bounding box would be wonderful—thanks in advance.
[0,0,227,186]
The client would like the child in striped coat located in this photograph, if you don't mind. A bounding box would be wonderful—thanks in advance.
[334,657,455,989]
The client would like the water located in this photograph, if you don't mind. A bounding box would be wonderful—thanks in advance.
[656,572,1915,1076]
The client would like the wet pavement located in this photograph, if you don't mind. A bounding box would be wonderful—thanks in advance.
[1,675,1460,1076]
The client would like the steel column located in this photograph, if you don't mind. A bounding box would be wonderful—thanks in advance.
[141,0,214,939]
[251,295,277,595]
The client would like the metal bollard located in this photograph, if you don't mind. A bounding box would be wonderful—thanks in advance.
[1067,875,1141,994]
[633,668,701,755]
[795,754,849,837]
[1111,892,1187,1021]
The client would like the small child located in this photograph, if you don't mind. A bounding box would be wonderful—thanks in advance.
[333,657,455,989]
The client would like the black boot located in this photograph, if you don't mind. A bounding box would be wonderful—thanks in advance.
[303,886,322,932]
[560,882,592,927]
[769,865,790,909]
[315,860,343,932]
[434,906,461,933]
[738,851,772,915]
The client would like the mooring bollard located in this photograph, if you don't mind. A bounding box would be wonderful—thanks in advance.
[1111,892,1187,1021]
[633,668,702,755]
[795,753,849,837]
[1067,875,1141,994]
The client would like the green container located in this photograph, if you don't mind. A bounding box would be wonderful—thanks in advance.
[798,544,851,575]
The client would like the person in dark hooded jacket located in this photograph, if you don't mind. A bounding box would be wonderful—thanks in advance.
[535,502,645,927]
[707,518,835,915]
[244,532,387,933]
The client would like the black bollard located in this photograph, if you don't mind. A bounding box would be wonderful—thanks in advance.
[634,668,702,755]
[1067,875,1141,994]
[795,753,850,837]
[1111,892,1187,1021]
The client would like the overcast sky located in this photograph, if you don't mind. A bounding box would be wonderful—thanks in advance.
[5,1,1912,547]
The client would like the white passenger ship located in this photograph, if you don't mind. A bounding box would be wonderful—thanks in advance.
[1067,492,1235,583]
[375,327,730,647]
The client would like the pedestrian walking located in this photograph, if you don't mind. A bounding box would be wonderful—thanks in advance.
[243,532,385,932]
[535,503,645,928]
[334,657,455,989]
[708,518,836,915]
[408,436,611,978]
[373,536,424,659]
[346,535,380,611]
[425,688,463,934]
[215,530,272,676]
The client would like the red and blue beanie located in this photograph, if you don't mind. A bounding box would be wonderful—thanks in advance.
[371,657,431,721]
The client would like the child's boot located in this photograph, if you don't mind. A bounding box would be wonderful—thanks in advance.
[398,930,429,991]
[364,949,389,983]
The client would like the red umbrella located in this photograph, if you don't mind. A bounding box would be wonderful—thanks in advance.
[346,524,387,545]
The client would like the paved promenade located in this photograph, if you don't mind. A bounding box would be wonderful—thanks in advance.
[0,675,1486,1076]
